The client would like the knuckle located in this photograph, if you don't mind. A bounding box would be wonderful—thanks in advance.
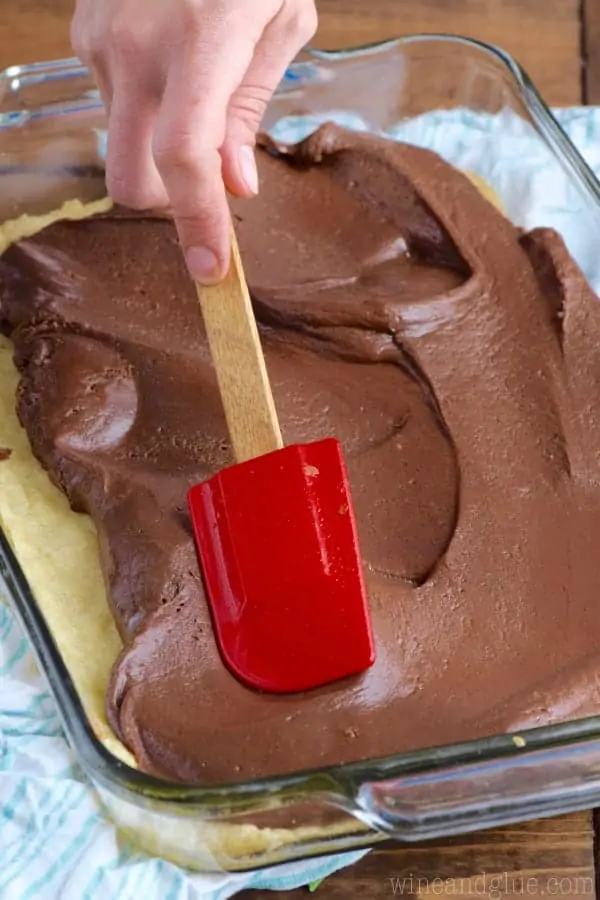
[230,84,271,127]
[176,211,219,232]
[181,12,207,42]
[284,0,318,40]
[171,171,227,218]
[72,33,105,73]
[153,124,223,182]
[182,0,228,41]
[87,43,106,71]
[107,18,142,57]
[176,212,226,255]
[153,135,199,172]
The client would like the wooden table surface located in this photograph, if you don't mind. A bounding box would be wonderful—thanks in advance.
[2,1,599,898]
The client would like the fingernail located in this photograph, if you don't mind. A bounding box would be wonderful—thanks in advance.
[239,145,259,195]
[186,246,220,284]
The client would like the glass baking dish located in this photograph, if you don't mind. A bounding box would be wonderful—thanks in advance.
[3,33,600,874]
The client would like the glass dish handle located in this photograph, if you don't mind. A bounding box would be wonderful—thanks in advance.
[356,738,600,840]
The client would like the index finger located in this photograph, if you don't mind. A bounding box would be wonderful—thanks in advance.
[152,26,263,282]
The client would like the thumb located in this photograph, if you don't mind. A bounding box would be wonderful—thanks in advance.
[219,2,318,199]
[220,78,272,199]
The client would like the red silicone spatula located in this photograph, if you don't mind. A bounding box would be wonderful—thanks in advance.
[188,227,375,694]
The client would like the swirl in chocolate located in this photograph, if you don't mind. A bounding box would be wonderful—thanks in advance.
[2,124,600,783]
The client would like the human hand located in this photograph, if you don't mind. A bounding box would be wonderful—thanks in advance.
[71,0,317,283]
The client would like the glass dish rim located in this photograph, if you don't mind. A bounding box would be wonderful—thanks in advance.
[2,31,600,814]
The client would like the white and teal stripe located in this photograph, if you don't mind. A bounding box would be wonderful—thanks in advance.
[0,603,367,898]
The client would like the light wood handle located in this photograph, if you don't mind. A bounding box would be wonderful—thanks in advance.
[195,229,283,464]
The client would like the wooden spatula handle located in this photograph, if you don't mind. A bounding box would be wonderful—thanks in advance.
[195,228,283,464]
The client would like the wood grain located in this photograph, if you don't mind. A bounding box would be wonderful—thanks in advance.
[240,813,597,899]
[1,3,597,900]
[0,0,74,67]
[315,0,583,105]
[0,0,585,106]
[195,230,283,463]
[583,0,600,104]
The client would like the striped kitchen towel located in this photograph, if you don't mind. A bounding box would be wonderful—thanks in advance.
[3,104,600,899]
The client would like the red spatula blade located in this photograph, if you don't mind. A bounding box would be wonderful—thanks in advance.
[188,437,375,693]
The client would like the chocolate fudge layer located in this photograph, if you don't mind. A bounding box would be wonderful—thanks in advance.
[2,124,600,784]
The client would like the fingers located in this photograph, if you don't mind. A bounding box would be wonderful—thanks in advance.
[72,1,169,210]
[106,83,169,210]
[152,30,261,283]
[71,0,114,111]
[70,0,319,284]
[220,76,272,200]
[221,1,318,198]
